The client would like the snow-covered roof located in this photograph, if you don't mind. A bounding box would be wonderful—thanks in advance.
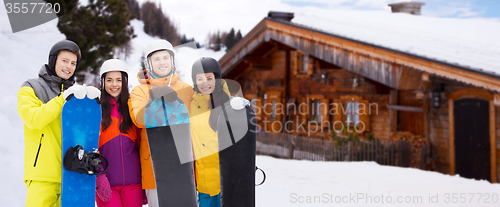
[290,8,500,76]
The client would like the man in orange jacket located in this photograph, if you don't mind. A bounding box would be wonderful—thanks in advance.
[128,39,194,207]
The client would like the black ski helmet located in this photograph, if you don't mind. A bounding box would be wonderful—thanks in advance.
[47,40,81,78]
[191,57,223,94]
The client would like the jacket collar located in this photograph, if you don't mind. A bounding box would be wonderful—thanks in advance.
[39,64,74,90]
[137,69,180,87]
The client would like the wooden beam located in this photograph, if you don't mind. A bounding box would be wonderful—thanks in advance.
[389,90,398,132]
[449,99,455,176]
[446,88,493,100]
[397,66,423,90]
[424,100,431,165]
[490,100,497,183]
[387,104,425,112]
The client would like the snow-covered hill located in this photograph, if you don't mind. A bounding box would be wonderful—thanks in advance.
[0,3,223,205]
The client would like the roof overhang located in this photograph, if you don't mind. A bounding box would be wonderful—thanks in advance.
[219,18,500,93]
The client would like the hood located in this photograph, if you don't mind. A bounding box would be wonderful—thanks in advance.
[137,69,180,87]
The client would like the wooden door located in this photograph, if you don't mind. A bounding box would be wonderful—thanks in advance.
[454,99,490,181]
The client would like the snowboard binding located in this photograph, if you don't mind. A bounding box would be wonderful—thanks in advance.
[63,145,109,175]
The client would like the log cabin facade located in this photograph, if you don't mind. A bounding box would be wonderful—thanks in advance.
[219,11,500,183]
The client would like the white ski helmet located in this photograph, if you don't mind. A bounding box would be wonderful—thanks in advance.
[144,39,176,75]
[99,59,128,78]
[145,39,175,58]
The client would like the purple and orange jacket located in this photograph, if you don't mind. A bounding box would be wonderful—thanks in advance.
[99,98,141,187]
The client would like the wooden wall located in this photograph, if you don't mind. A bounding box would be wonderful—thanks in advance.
[429,98,450,174]
[241,49,392,140]
[496,106,500,182]
[235,41,499,183]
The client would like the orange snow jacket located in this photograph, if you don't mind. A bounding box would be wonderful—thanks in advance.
[128,70,194,189]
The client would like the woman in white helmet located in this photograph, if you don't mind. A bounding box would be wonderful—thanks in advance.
[95,59,143,207]
[128,40,195,207]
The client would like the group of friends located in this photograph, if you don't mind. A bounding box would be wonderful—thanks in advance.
[17,39,249,207]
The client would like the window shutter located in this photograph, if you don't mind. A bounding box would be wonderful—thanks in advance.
[359,99,371,131]
[333,99,343,130]
[291,51,298,75]
[320,98,329,128]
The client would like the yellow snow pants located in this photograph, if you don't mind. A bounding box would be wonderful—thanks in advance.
[25,180,61,207]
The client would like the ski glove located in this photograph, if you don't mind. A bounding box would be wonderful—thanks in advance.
[86,85,101,100]
[150,85,178,102]
[96,174,112,202]
[230,96,250,110]
[63,84,86,100]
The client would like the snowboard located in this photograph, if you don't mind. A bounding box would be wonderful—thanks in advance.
[218,105,257,207]
[61,97,101,207]
[144,97,198,207]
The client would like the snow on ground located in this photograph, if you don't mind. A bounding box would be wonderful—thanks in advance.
[256,156,500,207]
[292,8,500,75]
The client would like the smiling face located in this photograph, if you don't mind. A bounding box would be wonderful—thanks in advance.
[196,73,216,95]
[150,50,173,77]
[54,50,77,80]
[104,71,123,101]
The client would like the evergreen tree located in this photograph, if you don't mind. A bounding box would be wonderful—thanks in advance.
[49,0,135,84]
[123,0,140,20]
[225,28,235,52]
[235,29,243,44]
[214,30,221,51]
[141,2,180,45]
[44,0,78,18]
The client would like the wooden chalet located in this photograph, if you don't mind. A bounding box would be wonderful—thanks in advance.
[219,11,500,183]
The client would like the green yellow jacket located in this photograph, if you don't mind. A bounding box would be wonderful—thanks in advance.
[17,66,73,183]
[190,81,230,196]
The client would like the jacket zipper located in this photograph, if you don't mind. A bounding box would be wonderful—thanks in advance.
[120,116,125,186]
[33,134,44,167]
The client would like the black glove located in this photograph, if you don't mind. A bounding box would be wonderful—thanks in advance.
[150,85,178,102]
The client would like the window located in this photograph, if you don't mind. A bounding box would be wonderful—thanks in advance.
[302,95,329,128]
[334,95,371,132]
[301,54,309,74]
[311,99,322,122]
[291,50,313,75]
[345,101,360,126]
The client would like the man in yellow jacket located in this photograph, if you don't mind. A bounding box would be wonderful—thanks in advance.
[17,40,95,207]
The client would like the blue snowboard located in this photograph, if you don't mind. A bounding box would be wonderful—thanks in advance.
[61,97,101,207]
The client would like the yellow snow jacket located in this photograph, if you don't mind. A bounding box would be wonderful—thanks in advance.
[190,81,230,196]
[17,66,73,183]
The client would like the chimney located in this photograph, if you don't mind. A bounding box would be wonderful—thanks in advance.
[388,2,425,15]
[268,11,294,22]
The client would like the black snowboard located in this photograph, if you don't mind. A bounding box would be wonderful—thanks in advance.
[146,124,197,207]
[144,97,197,207]
[217,105,257,207]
